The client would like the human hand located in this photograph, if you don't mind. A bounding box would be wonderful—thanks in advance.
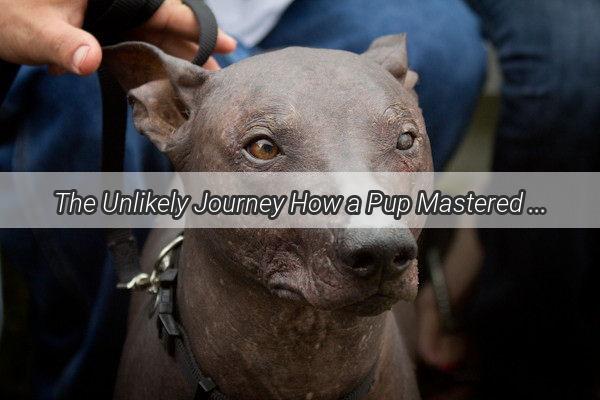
[415,230,483,370]
[129,0,236,71]
[416,283,467,370]
[0,0,236,76]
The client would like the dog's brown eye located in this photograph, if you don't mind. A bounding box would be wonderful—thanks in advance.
[246,138,280,160]
[397,125,416,150]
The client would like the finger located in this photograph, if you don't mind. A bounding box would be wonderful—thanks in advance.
[39,20,102,75]
[138,31,236,58]
[141,2,236,54]
[143,1,199,41]
[202,56,220,71]
[215,29,237,54]
[159,39,199,61]
[150,37,222,70]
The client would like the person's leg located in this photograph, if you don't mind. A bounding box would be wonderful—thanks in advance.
[468,0,600,397]
[258,0,487,170]
[0,254,3,344]
[0,67,170,399]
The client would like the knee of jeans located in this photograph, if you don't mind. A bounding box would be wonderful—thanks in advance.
[409,20,487,169]
[410,16,487,99]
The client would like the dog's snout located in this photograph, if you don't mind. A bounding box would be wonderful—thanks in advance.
[337,229,417,278]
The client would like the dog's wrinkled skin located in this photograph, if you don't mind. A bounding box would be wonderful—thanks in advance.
[105,34,432,400]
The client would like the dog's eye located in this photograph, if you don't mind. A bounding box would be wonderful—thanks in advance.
[396,124,417,151]
[246,138,280,160]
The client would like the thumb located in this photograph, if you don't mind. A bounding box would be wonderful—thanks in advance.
[41,20,102,75]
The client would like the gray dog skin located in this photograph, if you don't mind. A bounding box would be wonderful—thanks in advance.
[104,34,432,400]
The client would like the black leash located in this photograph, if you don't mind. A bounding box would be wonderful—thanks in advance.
[183,0,219,66]
[99,0,221,396]
[152,234,377,400]
[100,2,376,398]
[100,0,218,290]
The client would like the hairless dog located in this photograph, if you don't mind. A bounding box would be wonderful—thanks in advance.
[105,34,432,399]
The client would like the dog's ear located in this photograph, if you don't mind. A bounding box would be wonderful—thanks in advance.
[362,34,419,90]
[102,42,210,152]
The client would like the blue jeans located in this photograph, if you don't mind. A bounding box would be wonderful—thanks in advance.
[466,0,600,398]
[218,0,487,171]
[0,71,170,399]
[0,1,485,398]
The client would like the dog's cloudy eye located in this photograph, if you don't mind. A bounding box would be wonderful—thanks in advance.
[397,133,413,150]
[396,125,416,150]
[246,138,280,160]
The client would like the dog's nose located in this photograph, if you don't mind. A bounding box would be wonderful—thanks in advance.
[337,229,417,278]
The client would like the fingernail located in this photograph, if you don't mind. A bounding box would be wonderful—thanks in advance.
[72,45,90,73]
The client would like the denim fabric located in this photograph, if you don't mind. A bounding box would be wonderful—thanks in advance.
[468,1,600,398]
[217,0,488,171]
[0,68,170,399]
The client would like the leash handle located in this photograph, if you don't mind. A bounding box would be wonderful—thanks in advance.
[183,0,219,66]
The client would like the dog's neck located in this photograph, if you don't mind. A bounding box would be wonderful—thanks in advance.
[177,230,391,399]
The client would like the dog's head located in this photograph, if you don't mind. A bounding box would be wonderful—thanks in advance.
[105,35,432,316]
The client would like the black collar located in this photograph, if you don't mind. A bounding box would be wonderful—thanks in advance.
[142,234,377,400]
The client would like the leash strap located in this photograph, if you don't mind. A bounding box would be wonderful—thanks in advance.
[182,0,219,66]
[99,65,142,289]
[0,60,20,106]
[155,238,376,400]
[99,68,127,172]
[101,0,218,288]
